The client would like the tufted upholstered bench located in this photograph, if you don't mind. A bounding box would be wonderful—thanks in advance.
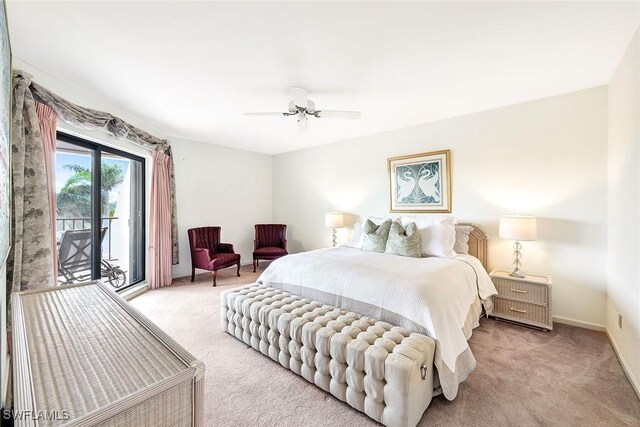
[221,284,437,427]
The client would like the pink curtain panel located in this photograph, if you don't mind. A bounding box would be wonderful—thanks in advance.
[35,102,58,280]
[149,151,173,289]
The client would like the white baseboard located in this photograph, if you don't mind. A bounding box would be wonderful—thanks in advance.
[553,315,606,332]
[606,327,640,400]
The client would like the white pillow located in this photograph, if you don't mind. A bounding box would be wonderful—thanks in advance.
[341,224,362,248]
[454,225,474,254]
[399,215,457,258]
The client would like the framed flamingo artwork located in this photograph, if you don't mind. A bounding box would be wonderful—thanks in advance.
[388,149,451,213]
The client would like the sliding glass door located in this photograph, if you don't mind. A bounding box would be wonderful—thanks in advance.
[55,133,145,290]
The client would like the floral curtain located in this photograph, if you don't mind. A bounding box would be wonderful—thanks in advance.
[26,73,179,265]
[10,70,179,294]
[8,73,55,294]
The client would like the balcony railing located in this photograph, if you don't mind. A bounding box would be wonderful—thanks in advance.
[56,216,119,260]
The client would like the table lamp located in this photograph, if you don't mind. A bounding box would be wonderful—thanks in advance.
[499,215,537,278]
[325,212,344,247]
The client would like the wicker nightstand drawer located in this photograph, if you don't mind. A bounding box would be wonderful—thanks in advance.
[492,297,551,328]
[492,278,548,304]
[489,269,553,331]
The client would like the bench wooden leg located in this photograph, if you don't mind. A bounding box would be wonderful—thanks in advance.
[237,262,241,277]
[212,270,217,287]
[191,268,195,283]
[253,259,256,273]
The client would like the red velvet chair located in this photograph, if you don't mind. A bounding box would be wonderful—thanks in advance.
[188,226,240,286]
[253,224,288,272]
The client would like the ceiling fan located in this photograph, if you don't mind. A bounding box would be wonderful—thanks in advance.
[244,87,361,132]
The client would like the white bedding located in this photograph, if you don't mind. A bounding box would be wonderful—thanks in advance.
[257,246,497,399]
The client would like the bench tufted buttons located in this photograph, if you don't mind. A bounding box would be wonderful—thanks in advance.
[367,325,387,337]
[357,331,378,345]
[365,346,388,380]
[374,337,397,353]
[329,333,353,363]
[289,317,309,342]
[327,320,347,332]
[382,330,405,344]
[301,322,322,350]
[351,319,371,331]
[220,284,436,427]
[316,326,337,356]
[341,325,363,339]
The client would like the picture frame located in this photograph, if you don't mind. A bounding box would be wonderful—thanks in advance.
[388,149,451,213]
[0,0,11,267]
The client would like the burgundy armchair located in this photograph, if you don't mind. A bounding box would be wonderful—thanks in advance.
[253,224,288,272]
[188,226,240,286]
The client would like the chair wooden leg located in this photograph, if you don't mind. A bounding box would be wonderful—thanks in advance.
[191,268,195,283]
[237,262,241,277]
[253,259,256,273]
[212,270,217,287]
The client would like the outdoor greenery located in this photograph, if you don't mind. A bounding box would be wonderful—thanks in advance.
[56,163,125,218]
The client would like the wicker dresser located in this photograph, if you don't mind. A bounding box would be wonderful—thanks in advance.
[12,281,204,427]
[489,269,553,331]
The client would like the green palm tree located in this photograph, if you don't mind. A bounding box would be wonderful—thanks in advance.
[57,163,125,218]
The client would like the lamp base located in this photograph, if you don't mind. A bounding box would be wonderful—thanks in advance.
[510,241,526,278]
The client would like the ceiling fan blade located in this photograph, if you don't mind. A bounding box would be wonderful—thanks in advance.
[297,114,308,132]
[315,110,361,119]
[243,112,288,117]
[291,86,308,109]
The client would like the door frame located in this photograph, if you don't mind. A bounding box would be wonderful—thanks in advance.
[56,132,146,290]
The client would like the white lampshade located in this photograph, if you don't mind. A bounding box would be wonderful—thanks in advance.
[325,212,344,229]
[499,215,537,241]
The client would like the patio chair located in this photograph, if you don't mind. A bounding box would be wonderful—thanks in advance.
[57,228,127,288]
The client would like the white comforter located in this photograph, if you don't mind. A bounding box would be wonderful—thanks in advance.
[257,246,497,398]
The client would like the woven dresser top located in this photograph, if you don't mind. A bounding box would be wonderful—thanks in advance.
[12,282,195,426]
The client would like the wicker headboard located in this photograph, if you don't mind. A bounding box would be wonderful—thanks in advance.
[459,223,488,270]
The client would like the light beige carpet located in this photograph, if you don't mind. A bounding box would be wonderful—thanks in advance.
[131,265,640,426]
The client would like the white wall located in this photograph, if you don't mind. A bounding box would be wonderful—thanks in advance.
[273,87,608,327]
[171,138,272,278]
[607,28,640,394]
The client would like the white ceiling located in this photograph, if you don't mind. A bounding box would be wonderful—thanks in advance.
[7,1,640,154]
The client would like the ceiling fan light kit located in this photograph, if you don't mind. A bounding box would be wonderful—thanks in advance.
[244,86,361,132]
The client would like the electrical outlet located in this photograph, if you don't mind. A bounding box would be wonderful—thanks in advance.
[618,314,623,329]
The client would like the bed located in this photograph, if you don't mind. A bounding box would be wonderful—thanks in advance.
[221,223,495,426]
[258,223,493,397]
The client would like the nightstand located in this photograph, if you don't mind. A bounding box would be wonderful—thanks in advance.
[489,269,553,331]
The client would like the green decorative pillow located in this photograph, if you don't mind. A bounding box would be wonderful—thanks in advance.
[385,221,421,258]
[362,219,392,253]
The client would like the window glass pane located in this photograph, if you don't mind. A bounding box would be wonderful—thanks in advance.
[129,160,145,284]
[55,141,94,285]
[102,152,145,287]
